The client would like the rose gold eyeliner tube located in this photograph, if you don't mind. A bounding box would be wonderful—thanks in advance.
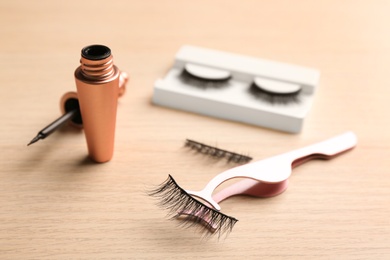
[74,45,120,163]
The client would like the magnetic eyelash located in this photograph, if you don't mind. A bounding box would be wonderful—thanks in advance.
[248,83,301,105]
[179,69,231,89]
[148,174,238,238]
[185,139,252,164]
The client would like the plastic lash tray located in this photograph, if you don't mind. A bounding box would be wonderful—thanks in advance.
[152,45,320,133]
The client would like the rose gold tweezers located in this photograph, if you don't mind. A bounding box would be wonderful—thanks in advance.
[184,132,357,228]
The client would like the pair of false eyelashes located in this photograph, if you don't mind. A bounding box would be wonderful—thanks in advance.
[179,66,302,105]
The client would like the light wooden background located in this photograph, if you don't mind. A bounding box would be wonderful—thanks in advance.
[0,0,389,259]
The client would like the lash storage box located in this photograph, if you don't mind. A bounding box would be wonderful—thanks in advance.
[152,45,320,133]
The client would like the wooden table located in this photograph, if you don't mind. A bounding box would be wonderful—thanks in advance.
[1,1,389,259]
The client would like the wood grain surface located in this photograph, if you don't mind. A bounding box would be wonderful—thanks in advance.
[0,0,389,259]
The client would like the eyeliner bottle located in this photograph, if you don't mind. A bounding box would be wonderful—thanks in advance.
[74,44,121,163]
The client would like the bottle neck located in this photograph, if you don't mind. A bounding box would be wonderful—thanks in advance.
[80,55,115,81]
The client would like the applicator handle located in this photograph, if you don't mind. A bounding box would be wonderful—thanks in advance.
[189,132,357,210]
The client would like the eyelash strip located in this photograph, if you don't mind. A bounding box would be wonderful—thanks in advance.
[185,139,252,164]
[179,69,231,89]
[148,174,238,238]
[249,83,301,105]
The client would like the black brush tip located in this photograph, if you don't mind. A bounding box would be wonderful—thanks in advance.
[27,133,44,146]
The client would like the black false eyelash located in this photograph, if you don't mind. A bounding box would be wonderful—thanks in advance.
[249,83,301,105]
[179,69,231,89]
[185,139,252,164]
[148,174,238,238]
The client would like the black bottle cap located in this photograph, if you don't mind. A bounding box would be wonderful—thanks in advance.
[81,45,111,60]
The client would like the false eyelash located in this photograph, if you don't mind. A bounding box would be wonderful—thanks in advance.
[249,83,301,105]
[148,175,238,238]
[185,139,252,164]
[179,68,231,89]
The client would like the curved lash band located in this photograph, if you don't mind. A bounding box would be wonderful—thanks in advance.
[148,174,238,238]
[249,83,302,105]
[185,139,252,164]
[179,69,231,89]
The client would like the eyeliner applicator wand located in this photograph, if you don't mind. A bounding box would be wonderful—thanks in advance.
[27,109,79,146]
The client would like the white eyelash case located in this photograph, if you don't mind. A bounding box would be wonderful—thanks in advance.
[152,45,320,133]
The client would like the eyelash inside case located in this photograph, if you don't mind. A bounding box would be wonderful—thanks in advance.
[153,45,320,133]
[179,64,231,89]
[249,77,302,105]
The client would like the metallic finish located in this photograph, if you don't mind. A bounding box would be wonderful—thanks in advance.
[60,71,128,128]
[74,46,124,163]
